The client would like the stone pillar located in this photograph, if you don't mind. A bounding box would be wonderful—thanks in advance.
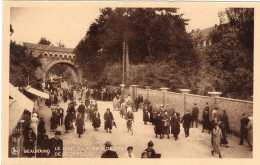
[145,86,151,100]
[130,85,138,101]
[160,88,169,109]
[180,89,191,114]
[208,92,222,121]
[120,84,125,99]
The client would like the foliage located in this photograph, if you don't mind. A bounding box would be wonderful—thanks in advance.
[196,8,253,100]
[74,8,196,87]
[38,37,52,45]
[10,41,42,88]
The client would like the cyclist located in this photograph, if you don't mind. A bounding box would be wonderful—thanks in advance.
[126,107,134,134]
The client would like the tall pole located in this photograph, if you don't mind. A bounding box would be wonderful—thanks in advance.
[122,41,125,84]
[126,42,129,84]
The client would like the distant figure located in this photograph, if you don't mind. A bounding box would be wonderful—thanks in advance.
[78,101,86,119]
[191,103,199,128]
[202,102,210,133]
[239,113,250,145]
[101,141,118,158]
[76,113,85,138]
[247,116,253,151]
[143,104,150,125]
[221,110,230,134]
[123,146,135,158]
[38,117,45,134]
[31,113,39,135]
[141,151,148,158]
[181,111,192,137]
[162,111,170,139]
[211,123,223,158]
[104,108,114,133]
[49,131,63,158]
[92,109,101,131]
[154,112,163,139]
[170,112,180,141]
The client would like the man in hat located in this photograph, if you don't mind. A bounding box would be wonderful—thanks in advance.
[49,131,63,158]
[123,146,135,158]
[101,141,118,158]
[239,113,250,145]
[181,111,193,137]
[191,103,199,128]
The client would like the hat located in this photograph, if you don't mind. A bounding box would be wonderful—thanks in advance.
[104,141,112,146]
[194,103,197,105]
[55,131,61,135]
[160,104,163,107]
[127,146,133,150]
[106,108,110,111]
[148,141,154,147]
[186,110,190,114]
[33,113,37,117]
[141,151,148,156]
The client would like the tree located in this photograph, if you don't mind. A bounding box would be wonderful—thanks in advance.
[74,8,196,87]
[56,40,65,47]
[10,41,42,87]
[197,8,253,100]
[38,37,51,45]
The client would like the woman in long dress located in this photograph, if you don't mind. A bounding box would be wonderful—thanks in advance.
[30,113,39,135]
[171,112,180,140]
[211,123,223,158]
[75,113,85,138]
[92,109,101,131]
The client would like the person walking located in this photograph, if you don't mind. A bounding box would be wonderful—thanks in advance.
[202,103,210,133]
[36,129,49,158]
[171,112,180,141]
[78,101,86,119]
[64,111,74,133]
[211,123,223,158]
[162,111,170,139]
[143,104,150,125]
[191,103,199,128]
[104,108,114,133]
[123,146,136,158]
[101,141,118,158]
[181,111,192,137]
[92,109,101,131]
[239,113,250,145]
[75,113,85,138]
[221,110,230,134]
[49,131,63,158]
[154,112,164,139]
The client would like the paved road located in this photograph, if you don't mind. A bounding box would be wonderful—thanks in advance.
[38,100,252,158]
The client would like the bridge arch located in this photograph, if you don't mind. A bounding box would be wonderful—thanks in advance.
[44,59,81,83]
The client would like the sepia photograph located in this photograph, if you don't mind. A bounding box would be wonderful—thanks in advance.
[2,1,257,163]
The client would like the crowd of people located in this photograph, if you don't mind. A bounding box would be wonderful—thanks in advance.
[21,79,253,158]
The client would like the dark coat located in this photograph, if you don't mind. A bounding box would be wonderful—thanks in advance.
[104,112,114,130]
[171,116,180,136]
[49,138,63,158]
[38,121,45,134]
[65,113,74,131]
[154,115,164,134]
[78,104,86,114]
[240,116,249,131]
[101,150,118,158]
[202,109,210,130]
[145,148,156,158]
[143,106,150,122]
[23,132,36,157]
[221,113,230,132]
[36,134,49,158]
[76,117,85,134]
[192,106,199,118]
[92,111,101,128]
[181,113,192,128]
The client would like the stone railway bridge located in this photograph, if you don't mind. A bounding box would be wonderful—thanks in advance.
[24,42,82,83]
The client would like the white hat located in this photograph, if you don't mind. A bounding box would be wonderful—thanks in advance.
[33,113,37,117]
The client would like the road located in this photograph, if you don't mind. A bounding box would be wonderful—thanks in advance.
[38,100,252,158]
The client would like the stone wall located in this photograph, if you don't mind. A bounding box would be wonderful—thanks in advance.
[133,87,253,135]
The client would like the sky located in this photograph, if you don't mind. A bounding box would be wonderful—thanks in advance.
[10,6,227,48]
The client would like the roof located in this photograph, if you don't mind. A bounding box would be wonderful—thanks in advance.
[24,42,74,53]
[190,26,216,41]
